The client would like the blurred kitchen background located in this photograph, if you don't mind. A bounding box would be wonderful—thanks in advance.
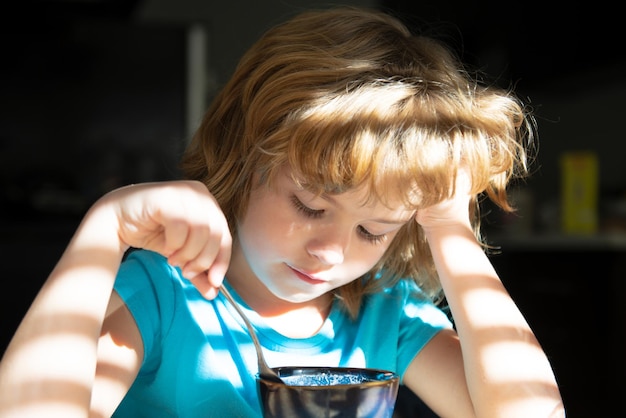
[1,1,624,416]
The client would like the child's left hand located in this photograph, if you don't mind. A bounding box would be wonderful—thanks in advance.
[414,169,473,232]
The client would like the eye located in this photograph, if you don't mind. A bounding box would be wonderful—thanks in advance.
[290,195,324,219]
[290,194,388,244]
[357,226,387,244]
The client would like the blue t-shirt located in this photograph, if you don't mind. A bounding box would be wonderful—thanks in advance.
[112,249,452,417]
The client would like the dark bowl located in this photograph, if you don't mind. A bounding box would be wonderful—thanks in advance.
[258,366,400,418]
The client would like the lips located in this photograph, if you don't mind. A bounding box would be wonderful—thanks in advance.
[288,265,327,285]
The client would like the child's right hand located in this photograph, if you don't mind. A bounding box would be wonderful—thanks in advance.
[104,180,232,299]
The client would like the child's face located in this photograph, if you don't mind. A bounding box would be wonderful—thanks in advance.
[233,167,415,303]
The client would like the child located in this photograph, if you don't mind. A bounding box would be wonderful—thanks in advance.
[0,6,565,418]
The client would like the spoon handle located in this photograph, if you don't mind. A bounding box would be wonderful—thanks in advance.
[219,285,284,383]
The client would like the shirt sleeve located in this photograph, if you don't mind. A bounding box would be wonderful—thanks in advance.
[113,249,180,374]
[395,280,454,379]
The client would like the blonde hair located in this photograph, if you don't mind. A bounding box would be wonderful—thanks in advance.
[181,6,534,318]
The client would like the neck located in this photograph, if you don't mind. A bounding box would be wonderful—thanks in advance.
[225,265,333,339]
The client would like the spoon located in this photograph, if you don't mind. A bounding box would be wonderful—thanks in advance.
[219,284,285,384]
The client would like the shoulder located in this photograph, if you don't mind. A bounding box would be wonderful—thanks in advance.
[115,249,189,323]
[122,248,172,271]
[368,279,452,327]
[371,278,434,306]
[119,249,185,289]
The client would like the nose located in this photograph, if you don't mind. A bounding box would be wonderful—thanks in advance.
[306,233,347,265]
[307,244,344,265]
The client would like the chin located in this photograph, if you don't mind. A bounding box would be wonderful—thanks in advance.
[268,285,326,304]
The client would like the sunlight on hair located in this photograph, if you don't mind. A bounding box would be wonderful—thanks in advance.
[301,82,415,121]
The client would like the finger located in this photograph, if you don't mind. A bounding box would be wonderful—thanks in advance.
[454,167,473,195]
[178,219,231,281]
[187,229,232,300]
[161,219,190,259]
[170,224,213,276]
[188,272,220,299]
[206,230,232,289]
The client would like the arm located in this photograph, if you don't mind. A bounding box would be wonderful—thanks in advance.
[0,181,232,417]
[406,172,565,418]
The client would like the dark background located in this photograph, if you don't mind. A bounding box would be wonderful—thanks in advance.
[2,1,625,417]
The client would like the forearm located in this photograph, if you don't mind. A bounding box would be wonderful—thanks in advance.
[0,199,126,417]
[425,224,564,417]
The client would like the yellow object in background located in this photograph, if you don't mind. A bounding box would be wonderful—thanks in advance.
[561,152,599,234]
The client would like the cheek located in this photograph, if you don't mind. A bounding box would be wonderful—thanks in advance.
[346,246,386,273]
[345,232,399,273]
[238,196,298,257]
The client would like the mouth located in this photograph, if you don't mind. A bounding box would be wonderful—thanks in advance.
[288,265,327,285]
